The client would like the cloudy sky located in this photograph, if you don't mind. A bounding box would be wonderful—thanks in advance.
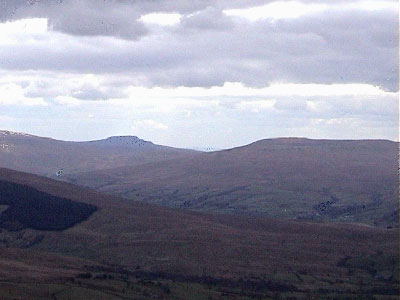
[0,0,398,148]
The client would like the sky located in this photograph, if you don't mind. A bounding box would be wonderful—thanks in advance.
[0,0,398,149]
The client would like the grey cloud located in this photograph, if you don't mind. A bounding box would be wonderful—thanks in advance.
[48,9,148,40]
[72,86,124,100]
[4,0,148,39]
[0,0,218,39]
[323,96,398,118]
[22,77,126,100]
[0,0,397,91]
[72,89,108,100]
[273,9,398,89]
[0,0,354,37]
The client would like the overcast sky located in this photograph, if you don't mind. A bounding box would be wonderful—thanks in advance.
[0,0,398,148]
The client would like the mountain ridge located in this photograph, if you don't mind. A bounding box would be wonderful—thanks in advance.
[2,129,397,148]
[1,130,398,228]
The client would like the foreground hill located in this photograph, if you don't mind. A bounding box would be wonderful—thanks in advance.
[66,138,399,227]
[0,168,398,299]
[0,130,194,177]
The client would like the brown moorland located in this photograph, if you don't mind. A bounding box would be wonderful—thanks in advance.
[0,168,398,299]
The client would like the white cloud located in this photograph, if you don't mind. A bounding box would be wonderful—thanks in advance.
[132,119,168,131]
[235,100,276,112]
[250,83,393,97]
[224,2,327,21]
[126,82,395,98]
[0,18,47,36]
[0,82,47,106]
[140,13,182,26]
[53,96,81,107]
[351,0,398,11]
[0,18,48,47]
[311,117,357,126]
[224,0,397,22]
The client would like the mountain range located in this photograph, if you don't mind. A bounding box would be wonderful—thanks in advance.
[1,130,398,228]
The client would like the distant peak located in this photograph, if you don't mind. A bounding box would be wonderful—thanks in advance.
[88,135,154,147]
[265,137,309,141]
[106,135,152,142]
[107,135,141,140]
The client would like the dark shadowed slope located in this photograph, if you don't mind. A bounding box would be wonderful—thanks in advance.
[0,180,96,231]
[0,168,398,299]
[0,130,195,178]
[66,138,399,227]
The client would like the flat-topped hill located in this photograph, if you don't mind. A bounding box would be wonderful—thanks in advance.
[0,130,194,178]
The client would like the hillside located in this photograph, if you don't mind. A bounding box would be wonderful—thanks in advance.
[0,168,398,299]
[0,130,194,178]
[66,138,399,228]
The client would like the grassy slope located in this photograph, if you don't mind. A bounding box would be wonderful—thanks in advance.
[66,138,399,227]
[0,168,398,299]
